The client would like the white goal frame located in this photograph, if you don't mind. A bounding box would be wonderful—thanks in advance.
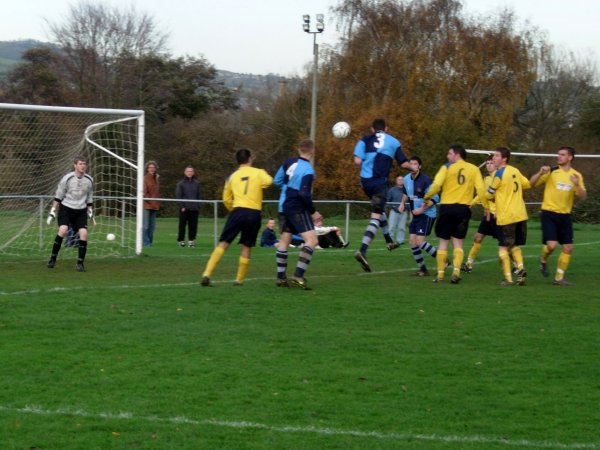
[0,103,145,255]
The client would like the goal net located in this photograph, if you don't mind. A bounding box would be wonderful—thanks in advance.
[0,103,145,258]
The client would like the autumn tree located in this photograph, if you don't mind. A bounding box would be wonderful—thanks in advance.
[314,0,538,198]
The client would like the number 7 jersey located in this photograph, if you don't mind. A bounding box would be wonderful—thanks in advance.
[222,166,273,211]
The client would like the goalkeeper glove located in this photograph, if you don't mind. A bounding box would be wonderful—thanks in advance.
[46,207,57,225]
[87,207,96,225]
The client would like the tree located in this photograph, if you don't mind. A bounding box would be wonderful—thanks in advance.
[46,2,168,106]
[513,47,598,151]
[314,0,538,198]
[0,47,70,105]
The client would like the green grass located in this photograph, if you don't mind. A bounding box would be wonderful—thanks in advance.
[1,218,600,449]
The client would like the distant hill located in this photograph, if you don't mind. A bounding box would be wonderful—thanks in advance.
[0,39,53,77]
[0,39,290,89]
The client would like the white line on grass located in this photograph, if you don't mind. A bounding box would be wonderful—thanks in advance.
[3,240,599,297]
[0,404,598,449]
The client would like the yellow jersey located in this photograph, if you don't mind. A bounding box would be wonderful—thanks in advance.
[425,159,486,206]
[223,166,273,211]
[487,165,530,226]
[535,167,586,214]
[478,174,496,215]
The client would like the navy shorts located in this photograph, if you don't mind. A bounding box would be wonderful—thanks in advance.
[360,178,388,214]
[497,220,527,248]
[540,210,573,245]
[58,205,88,231]
[279,210,314,235]
[435,204,471,240]
[477,214,497,238]
[219,208,262,247]
[409,215,435,236]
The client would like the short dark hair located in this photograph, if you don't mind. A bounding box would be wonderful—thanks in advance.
[495,146,511,163]
[299,139,315,151]
[559,146,575,159]
[448,144,466,160]
[145,160,158,170]
[236,148,252,164]
[409,155,423,166]
[73,156,86,164]
[372,118,386,131]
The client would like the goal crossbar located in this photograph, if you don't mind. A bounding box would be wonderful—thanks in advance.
[467,149,600,158]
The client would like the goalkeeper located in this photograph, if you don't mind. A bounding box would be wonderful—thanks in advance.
[46,156,94,272]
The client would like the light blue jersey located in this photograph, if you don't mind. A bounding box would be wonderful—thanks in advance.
[274,157,315,214]
[354,131,407,180]
[404,172,438,219]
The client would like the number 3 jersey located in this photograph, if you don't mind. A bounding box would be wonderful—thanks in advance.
[487,164,530,226]
[353,131,407,180]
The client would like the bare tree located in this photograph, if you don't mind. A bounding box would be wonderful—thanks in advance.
[46,1,169,106]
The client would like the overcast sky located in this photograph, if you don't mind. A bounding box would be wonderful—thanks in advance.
[1,0,598,76]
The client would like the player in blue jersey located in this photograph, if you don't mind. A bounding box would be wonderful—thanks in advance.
[353,118,411,272]
[399,156,440,276]
[274,139,323,289]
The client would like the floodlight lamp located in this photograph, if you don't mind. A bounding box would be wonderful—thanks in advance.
[303,23,310,33]
[303,14,310,24]
[316,14,325,32]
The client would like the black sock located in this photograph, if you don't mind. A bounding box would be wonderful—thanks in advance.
[78,240,87,263]
[51,235,64,259]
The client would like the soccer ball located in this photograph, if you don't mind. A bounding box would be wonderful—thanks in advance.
[106,233,116,241]
[332,121,351,139]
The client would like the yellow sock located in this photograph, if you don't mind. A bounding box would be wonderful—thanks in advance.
[467,242,481,263]
[203,246,225,277]
[436,250,448,279]
[555,252,571,281]
[499,249,512,281]
[510,246,524,270]
[236,256,251,284]
[540,244,551,262]
[452,248,464,276]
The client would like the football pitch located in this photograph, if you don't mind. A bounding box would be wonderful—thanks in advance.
[1,218,600,449]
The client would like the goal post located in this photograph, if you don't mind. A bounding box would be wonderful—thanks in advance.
[0,103,145,257]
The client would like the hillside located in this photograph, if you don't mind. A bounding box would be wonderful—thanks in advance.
[0,39,290,92]
[0,39,52,78]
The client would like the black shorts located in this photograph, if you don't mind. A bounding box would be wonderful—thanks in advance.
[279,210,314,235]
[497,220,527,248]
[58,205,88,231]
[477,214,497,238]
[409,215,435,236]
[435,204,471,240]
[219,208,262,247]
[540,210,573,245]
[360,178,388,214]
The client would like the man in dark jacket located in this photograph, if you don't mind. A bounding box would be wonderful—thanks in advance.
[175,165,201,247]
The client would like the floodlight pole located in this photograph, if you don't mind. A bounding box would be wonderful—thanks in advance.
[303,14,324,161]
[310,32,318,145]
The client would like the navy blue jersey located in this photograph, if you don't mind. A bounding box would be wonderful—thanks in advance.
[274,157,315,214]
[354,131,408,180]
[403,172,438,218]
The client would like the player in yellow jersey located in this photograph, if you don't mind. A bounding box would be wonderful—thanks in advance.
[529,146,587,285]
[201,149,273,287]
[424,144,487,284]
[462,156,497,273]
[486,147,531,285]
